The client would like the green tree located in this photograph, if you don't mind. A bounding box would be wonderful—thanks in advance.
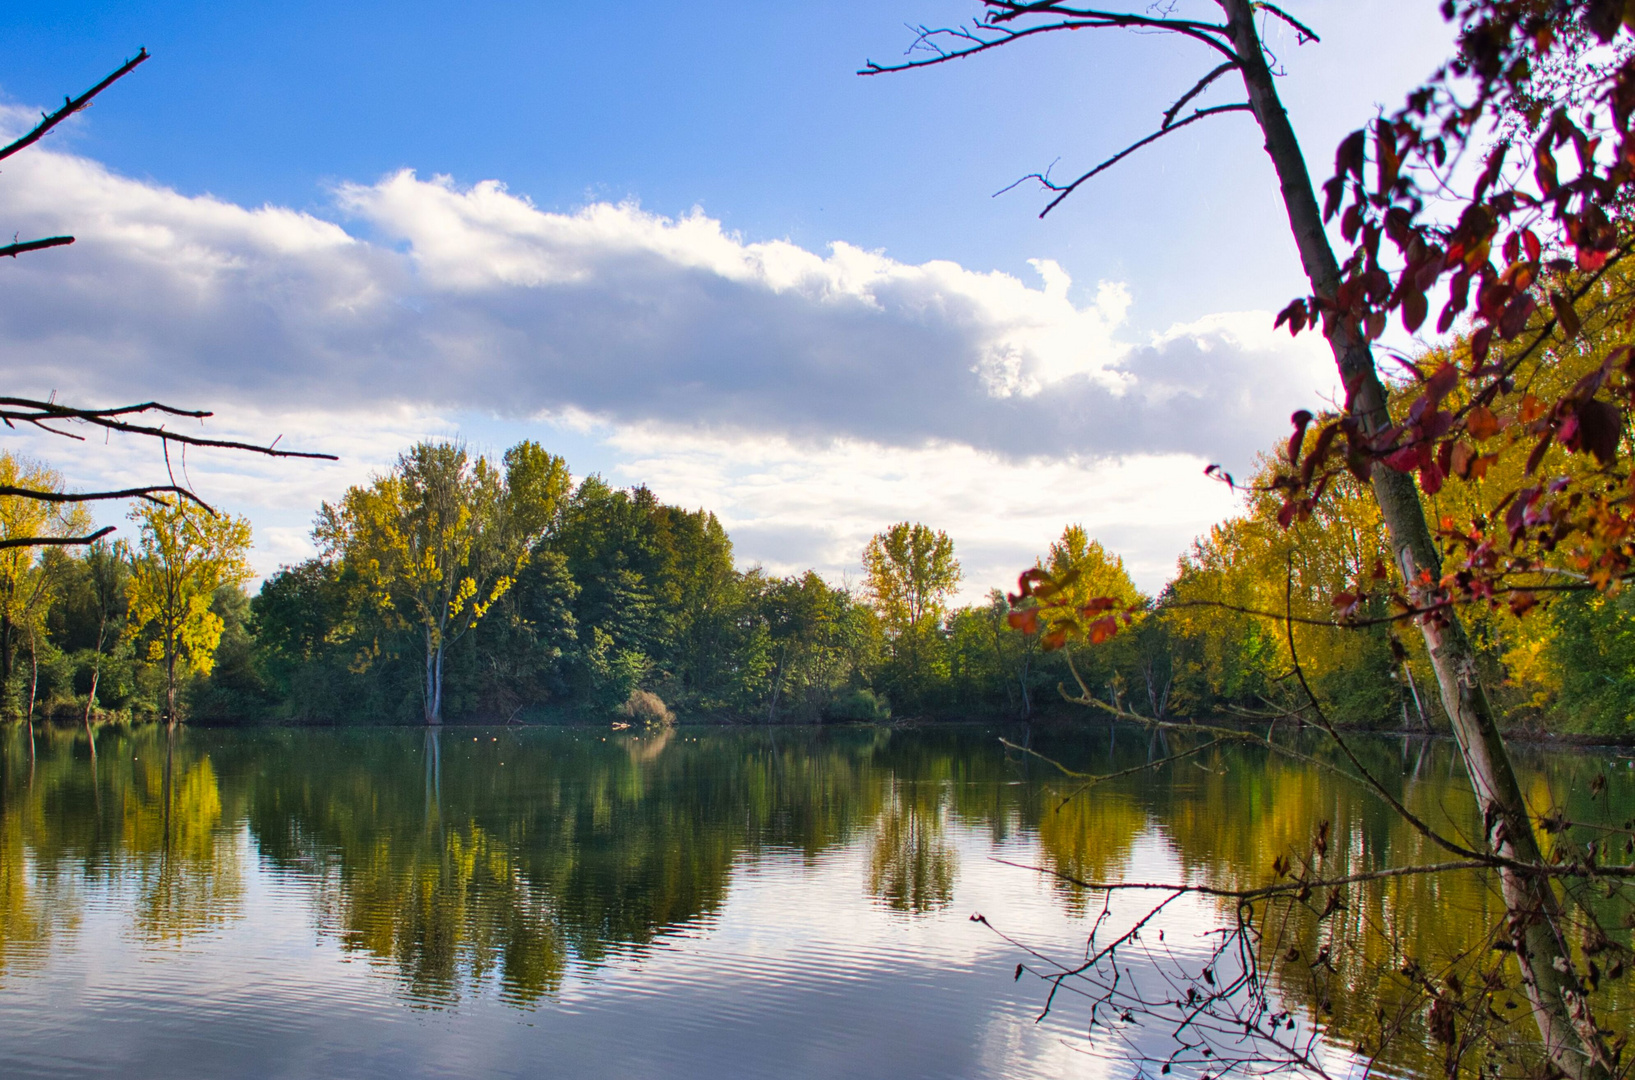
[316,441,567,724]
[126,500,253,727]
[79,539,130,731]
[863,523,960,711]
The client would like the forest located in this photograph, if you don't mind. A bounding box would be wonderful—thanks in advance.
[8,328,1634,733]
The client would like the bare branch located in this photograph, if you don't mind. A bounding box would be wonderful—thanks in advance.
[859,8,1237,76]
[1034,103,1253,216]
[0,49,150,164]
[0,236,73,259]
[1002,735,1228,808]
[1253,2,1320,45]
[0,484,213,510]
[1163,60,1237,128]
[992,856,1494,900]
[0,397,337,461]
[0,525,115,550]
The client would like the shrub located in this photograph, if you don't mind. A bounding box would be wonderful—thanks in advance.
[619,688,674,728]
[827,688,890,722]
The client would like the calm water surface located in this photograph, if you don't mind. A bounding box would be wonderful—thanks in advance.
[0,723,1625,1079]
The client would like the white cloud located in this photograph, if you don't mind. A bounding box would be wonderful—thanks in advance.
[600,424,1238,601]
[0,139,1328,590]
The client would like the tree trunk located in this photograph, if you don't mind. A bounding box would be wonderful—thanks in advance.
[1403,661,1428,732]
[768,643,787,723]
[85,614,106,736]
[26,627,38,726]
[1218,3,1610,1075]
[164,630,178,731]
[424,633,445,725]
[1,611,12,717]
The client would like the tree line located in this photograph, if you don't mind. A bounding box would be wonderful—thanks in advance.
[5,397,1632,731]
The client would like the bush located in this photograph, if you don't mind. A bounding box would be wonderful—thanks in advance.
[827,688,890,722]
[619,688,674,728]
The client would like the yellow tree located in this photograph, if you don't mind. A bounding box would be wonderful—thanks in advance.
[1034,525,1149,708]
[1038,526,1141,615]
[863,522,961,703]
[0,453,91,717]
[126,500,253,727]
[315,441,566,724]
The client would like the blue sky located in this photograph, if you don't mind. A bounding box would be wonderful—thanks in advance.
[0,2,1455,596]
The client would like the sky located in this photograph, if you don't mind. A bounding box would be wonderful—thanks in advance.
[0,1,1456,599]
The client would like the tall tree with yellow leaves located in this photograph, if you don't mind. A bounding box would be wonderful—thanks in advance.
[316,441,568,724]
[126,500,253,727]
[0,454,92,717]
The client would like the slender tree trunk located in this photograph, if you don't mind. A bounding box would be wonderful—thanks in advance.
[165,629,178,731]
[768,642,787,723]
[26,626,38,727]
[1,611,11,689]
[1219,4,1610,1075]
[84,614,106,736]
[1403,661,1428,732]
[423,636,446,726]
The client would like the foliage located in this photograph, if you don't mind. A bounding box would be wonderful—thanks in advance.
[126,499,253,724]
[863,522,961,713]
[315,441,563,724]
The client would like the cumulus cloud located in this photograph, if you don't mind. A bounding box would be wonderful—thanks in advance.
[0,144,1334,467]
[599,424,1241,599]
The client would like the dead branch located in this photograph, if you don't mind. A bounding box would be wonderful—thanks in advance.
[1034,102,1253,216]
[0,49,150,164]
[1163,59,1238,127]
[0,236,73,259]
[858,6,1238,75]
[992,856,1494,901]
[0,525,115,550]
[0,396,336,461]
[1255,3,1319,44]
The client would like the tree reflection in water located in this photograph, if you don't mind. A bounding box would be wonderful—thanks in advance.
[0,723,1626,1080]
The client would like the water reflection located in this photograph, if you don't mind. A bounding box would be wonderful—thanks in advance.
[0,723,1629,1080]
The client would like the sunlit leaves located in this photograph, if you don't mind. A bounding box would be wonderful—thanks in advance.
[316,441,567,721]
[1265,2,1635,610]
[125,499,253,715]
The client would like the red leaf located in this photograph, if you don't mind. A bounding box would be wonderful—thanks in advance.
[1403,288,1429,333]
[1384,446,1423,473]
[1579,246,1610,273]
[1471,326,1494,368]
[1287,410,1314,463]
[1575,399,1622,465]
[1549,290,1582,338]
[1498,294,1537,339]
[1425,363,1459,402]
[1419,459,1445,495]
[1522,228,1541,264]
[1334,129,1367,184]
[1006,608,1039,635]
[1275,298,1309,336]
[1467,405,1500,440]
[1087,617,1118,645]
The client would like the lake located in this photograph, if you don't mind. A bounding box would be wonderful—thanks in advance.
[0,722,1624,1079]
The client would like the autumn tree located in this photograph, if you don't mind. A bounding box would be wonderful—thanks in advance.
[863,522,961,707]
[867,3,1635,1075]
[0,454,93,717]
[126,499,253,727]
[316,441,568,724]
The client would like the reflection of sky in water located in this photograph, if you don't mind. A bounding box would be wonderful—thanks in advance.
[0,824,1220,1077]
[9,726,1598,1080]
[0,819,1346,1080]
